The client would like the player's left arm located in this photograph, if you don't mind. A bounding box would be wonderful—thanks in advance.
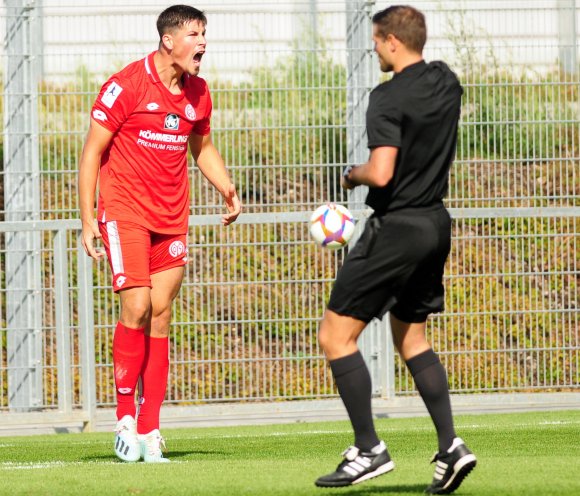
[189,132,241,225]
[342,146,398,190]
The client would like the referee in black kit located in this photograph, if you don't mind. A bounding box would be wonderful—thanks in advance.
[315,6,476,494]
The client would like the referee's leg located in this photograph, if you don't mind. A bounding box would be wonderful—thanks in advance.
[391,313,477,493]
[318,309,380,451]
[315,309,394,487]
[389,313,457,452]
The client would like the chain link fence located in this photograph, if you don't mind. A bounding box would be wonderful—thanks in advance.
[0,1,578,419]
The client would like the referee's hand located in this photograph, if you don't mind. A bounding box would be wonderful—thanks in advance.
[341,176,356,190]
[341,165,356,190]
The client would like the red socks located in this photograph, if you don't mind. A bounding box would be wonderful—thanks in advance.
[113,322,146,420]
[112,322,169,432]
[137,336,169,434]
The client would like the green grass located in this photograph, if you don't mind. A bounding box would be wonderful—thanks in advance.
[0,410,579,495]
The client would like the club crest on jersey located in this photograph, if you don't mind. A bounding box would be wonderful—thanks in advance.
[185,104,196,120]
[164,113,180,130]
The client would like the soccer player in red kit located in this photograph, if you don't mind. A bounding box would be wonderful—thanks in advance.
[79,5,241,462]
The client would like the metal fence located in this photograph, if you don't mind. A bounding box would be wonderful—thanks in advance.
[1,0,579,428]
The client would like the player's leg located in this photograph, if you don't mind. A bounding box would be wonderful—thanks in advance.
[315,214,407,487]
[111,287,151,462]
[115,287,151,419]
[100,220,153,462]
[390,315,456,450]
[137,266,184,439]
[319,310,378,450]
[136,266,184,463]
[315,212,429,488]
[390,317,475,494]
[137,233,187,462]
[315,309,394,487]
[389,205,476,493]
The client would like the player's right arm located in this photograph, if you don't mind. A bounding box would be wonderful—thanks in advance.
[342,146,398,190]
[79,119,114,260]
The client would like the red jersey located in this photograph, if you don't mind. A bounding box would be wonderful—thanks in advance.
[92,51,212,234]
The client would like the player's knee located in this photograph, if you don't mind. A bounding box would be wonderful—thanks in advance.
[121,301,151,328]
[319,310,364,357]
[390,330,402,350]
[318,323,350,356]
[396,336,431,361]
[151,306,171,328]
[318,325,333,353]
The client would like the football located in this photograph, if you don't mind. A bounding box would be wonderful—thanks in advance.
[309,203,355,249]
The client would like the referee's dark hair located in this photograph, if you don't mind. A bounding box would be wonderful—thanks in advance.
[157,4,207,38]
[372,5,426,53]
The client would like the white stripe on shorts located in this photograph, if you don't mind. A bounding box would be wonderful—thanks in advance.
[106,221,124,275]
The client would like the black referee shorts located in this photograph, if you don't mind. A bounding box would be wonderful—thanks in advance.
[327,203,451,323]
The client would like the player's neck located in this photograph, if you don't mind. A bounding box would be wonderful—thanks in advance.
[392,53,423,74]
[153,50,184,95]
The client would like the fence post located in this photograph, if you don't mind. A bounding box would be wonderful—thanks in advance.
[4,0,44,411]
[345,1,393,393]
[54,229,72,413]
[383,318,396,399]
[77,233,96,430]
[345,0,376,212]
[558,0,578,75]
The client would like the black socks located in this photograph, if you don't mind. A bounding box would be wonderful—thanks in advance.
[406,348,457,452]
[330,348,456,453]
[330,351,380,451]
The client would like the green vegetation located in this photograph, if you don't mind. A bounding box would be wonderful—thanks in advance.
[0,41,578,407]
[1,411,579,495]
[206,48,348,212]
[459,75,579,162]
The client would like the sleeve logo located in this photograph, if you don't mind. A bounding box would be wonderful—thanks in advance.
[92,109,107,121]
[101,81,123,108]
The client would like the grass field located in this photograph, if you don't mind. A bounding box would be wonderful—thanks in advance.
[0,410,579,495]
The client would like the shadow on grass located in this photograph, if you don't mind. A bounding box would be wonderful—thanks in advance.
[82,449,228,462]
[335,484,426,495]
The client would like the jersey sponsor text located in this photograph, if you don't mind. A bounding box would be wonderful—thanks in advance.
[138,129,188,143]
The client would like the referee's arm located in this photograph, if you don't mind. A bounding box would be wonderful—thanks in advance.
[342,146,398,189]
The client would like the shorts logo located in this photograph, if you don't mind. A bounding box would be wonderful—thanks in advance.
[164,113,180,130]
[146,102,160,111]
[115,275,127,288]
[101,81,123,108]
[169,241,186,258]
[117,387,132,394]
[92,109,107,121]
[185,104,196,120]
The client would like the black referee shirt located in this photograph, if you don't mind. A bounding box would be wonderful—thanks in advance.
[365,60,463,213]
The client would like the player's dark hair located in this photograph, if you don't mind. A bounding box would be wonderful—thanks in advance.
[157,4,207,38]
[372,5,426,53]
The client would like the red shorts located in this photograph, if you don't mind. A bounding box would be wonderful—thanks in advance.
[99,220,188,292]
